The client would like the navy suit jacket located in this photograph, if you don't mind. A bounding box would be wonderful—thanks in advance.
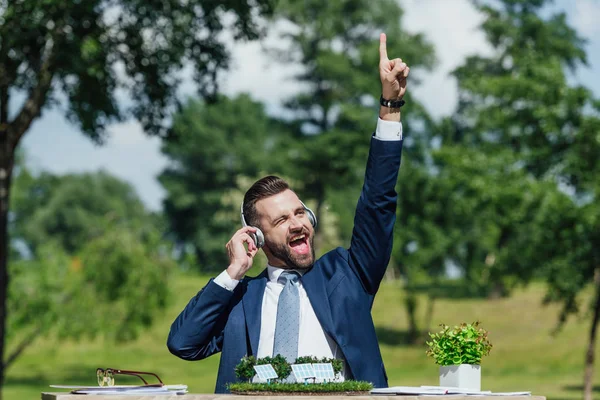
[167,136,403,393]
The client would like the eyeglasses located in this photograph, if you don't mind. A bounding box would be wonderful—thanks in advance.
[96,368,164,387]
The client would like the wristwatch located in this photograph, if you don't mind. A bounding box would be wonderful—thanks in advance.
[380,95,405,108]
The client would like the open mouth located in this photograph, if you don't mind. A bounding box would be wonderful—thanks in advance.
[288,234,310,255]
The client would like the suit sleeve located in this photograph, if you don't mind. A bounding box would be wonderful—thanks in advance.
[167,279,236,360]
[347,136,403,295]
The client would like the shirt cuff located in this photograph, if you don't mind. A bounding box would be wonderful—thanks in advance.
[374,118,402,141]
[213,270,240,292]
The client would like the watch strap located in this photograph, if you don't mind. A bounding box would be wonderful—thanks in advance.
[380,95,405,108]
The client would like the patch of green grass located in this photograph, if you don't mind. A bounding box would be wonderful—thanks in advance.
[3,271,599,400]
[227,381,373,393]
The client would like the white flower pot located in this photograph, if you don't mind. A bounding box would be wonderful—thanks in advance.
[439,364,481,390]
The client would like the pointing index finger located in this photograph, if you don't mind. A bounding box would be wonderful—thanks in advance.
[379,32,388,61]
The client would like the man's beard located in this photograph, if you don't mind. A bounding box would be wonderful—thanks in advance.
[265,234,315,270]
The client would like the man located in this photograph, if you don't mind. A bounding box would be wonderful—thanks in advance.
[167,33,409,393]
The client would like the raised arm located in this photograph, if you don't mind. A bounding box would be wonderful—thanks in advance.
[347,33,409,294]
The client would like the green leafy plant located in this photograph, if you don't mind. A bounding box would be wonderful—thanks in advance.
[294,356,344,376]
[234,356,257,382]
[426,321,492,366]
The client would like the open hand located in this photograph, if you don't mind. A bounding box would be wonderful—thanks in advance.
[379,33,410,100]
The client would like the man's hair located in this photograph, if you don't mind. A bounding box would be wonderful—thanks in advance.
[243,175,290,228]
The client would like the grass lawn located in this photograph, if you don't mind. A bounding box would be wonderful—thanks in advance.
[3,272,598,400]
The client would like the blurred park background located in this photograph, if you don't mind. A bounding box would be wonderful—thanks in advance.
[1,0,600,399]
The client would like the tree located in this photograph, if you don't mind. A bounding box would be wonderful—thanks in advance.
[6,227,173,370]
[448,1,600,398]
[11,169,148,255]
[6,163,174,374]
[390,141,555,341]
[0,0,273,391]
[159,94,292,271]
[269,0,435,254]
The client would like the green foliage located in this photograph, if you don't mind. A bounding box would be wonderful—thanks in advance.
[257,355,292,380]
[159,94,292,271]
[0,0,274,138]
[445,0,600,329]
[11,169,148,255]
[6,162,175,369]
[1,0,274,384]
[452,0,589,177]
[426,322,493,366]
[234,356,256,382]
[227,381,373,393]
[8,221,174,345]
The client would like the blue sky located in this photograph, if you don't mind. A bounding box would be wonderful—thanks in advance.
[19,0,600,211]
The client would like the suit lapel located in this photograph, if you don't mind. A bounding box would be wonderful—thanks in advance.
[302,267,335,340]
[243,270,268,357]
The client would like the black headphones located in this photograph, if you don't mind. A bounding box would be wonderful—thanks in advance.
[240,201,317,248]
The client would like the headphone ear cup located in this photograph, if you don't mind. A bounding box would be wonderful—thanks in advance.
[305,207,317,228]
[254,228,265,248]
[241,202,264,248]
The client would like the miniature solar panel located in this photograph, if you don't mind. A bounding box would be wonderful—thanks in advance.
[253,364,278,380]
[292,364,316,380]
[313,363,335,380]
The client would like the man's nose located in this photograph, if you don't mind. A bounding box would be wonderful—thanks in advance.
[289,215,303,230]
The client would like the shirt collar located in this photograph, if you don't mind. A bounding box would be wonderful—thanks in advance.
[267,264,306,284]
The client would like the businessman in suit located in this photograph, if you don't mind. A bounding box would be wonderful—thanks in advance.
[167,33,409,393]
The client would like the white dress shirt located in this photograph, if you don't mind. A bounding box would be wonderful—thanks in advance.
[257,267,339,358]
[213,118,402,378]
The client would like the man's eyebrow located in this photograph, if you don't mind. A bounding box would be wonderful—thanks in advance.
[271,213,287,223]
[270,206,303,223]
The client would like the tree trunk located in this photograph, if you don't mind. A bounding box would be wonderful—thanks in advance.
[1,79,11,400]
[424,293,436,334]
[0,39,54,400]
[404,291,420,344]
[3,325,44,370]
[583,266,600,400]
[0,126,14,400]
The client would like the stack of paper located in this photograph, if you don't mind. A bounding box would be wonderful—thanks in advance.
[371,386,531,396]
[371,386,451,395]
[421,386,492,395]
[50,384,188,395]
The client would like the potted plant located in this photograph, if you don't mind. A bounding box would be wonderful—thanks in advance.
[426,321,492,391]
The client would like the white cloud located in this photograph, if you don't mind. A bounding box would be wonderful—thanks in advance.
[220,23,305,109]
[572,0,600,38]
[108,120,149,146]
